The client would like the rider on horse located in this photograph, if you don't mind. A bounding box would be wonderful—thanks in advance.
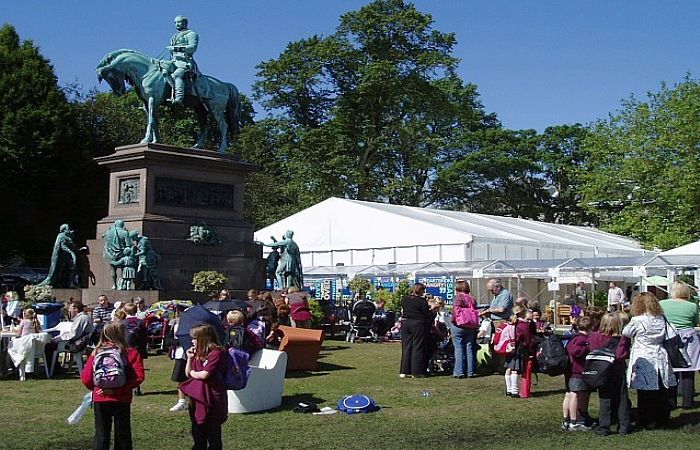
[167,15,199,104]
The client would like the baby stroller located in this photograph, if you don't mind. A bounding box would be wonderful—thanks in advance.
[346,299,376,343]
[144,315,170,354]
[427,321,454,375]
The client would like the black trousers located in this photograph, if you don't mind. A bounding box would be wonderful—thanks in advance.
[400,319,429,376]
[189,406,222,450]
[636,375,671,428]
[668,371,695,409]
[597,365,631,434]
[93,402,132,450]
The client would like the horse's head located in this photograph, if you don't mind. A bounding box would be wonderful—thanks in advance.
[96,66,127,96]
[96,49,150,96]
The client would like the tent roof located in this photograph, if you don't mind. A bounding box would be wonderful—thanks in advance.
[254,197,644,253]
[660,240,700,256]
[300,253,700,280]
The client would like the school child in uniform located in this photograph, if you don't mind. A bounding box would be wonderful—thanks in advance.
[504,305,534,397]
[180,324,229,450]
[562,316,592,431]
[588,312,631,436]
[81,321,145,450]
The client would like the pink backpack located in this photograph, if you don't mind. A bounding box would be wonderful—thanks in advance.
[452,293,479,328]
[492,322,516,355]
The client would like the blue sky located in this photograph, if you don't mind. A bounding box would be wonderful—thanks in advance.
[3,1,700,131]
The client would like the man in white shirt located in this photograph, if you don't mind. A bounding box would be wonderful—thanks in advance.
[607,282,625,312]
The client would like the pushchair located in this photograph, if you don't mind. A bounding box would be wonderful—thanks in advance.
[427,321,454,375]
[345,299,376,343]
[144,315,170,354]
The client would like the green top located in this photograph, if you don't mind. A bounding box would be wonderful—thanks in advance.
[660,298,699,329]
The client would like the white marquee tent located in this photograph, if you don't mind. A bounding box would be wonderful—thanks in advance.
[254,197,650,269]
[660,239,700,256]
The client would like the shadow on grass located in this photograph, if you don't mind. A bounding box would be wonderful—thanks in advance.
[668,410,700,429]
[529,388,567,398]
[285,361,355,378]
[40,438,94,450]
[280,393,328,411]
[320,345,352,352]
[140,389,179,396]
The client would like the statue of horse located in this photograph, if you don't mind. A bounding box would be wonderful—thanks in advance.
[96,49,241,153]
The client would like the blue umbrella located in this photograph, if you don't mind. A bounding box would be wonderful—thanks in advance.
[175,304,226,350]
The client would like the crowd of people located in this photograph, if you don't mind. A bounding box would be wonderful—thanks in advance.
[396,278,700,436]
[1,286,318,449]
[2,277,699,446]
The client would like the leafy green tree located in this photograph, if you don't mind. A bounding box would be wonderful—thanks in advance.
[0,24,77,264]
[246,0,496,223]
[537,124,593,224]
[579,77,700,249]
[433,128,548,218]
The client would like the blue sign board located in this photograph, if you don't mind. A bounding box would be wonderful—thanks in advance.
[417,275,455,304]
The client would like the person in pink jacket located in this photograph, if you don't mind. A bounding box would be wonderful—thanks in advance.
[81,321,145,450]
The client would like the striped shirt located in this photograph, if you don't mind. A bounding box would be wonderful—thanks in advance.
[92,305,114,323]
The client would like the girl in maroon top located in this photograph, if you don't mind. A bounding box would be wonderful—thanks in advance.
[81,322,145,450]
[588,313,631,435]
[504,305,535,397]
[562,316,592,431]
[180,324,228,450]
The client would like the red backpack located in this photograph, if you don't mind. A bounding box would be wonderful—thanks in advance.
[493,322,516,355]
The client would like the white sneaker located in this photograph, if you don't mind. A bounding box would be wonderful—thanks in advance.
[169,401,187,412]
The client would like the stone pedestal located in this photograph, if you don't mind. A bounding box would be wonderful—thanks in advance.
[86,143,263,299]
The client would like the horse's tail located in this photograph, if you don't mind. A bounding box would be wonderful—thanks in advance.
[226,84,242,134]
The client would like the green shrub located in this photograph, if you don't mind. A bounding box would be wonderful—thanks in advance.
[592,289,607,309]
[308,298,323,328]
[191,271,227,294]
[348,276,372,299]
[23,284,53,304]
[388,280,411,313]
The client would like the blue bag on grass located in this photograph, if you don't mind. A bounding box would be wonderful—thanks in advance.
[337,394,379,414]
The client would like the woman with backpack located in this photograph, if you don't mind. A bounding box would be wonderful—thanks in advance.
[179,324,229,450]
[588,312,631,436]
[450,280,479,378]
[81,321,145,450]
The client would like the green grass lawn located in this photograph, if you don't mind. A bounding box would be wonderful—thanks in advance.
[2,340,698,450]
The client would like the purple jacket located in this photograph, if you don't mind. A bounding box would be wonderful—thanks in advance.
[566,333,590,378]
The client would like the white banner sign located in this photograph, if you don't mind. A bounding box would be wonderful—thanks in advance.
[632,266,647,277]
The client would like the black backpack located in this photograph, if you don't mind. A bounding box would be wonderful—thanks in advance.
[225,325,247,350]
[582,337,619,388]
[536,334,569,376]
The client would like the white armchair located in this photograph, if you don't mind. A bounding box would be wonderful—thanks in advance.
[227,349,288,414]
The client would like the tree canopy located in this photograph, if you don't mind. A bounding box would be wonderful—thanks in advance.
[0,24,78,264]
[2,1,698,264]
[244,0,497,225]
[579,77,700,249]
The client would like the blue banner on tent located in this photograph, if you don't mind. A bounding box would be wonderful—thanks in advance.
[372,277,396,292]
[417,275,455,304]
[304,278,338,304]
